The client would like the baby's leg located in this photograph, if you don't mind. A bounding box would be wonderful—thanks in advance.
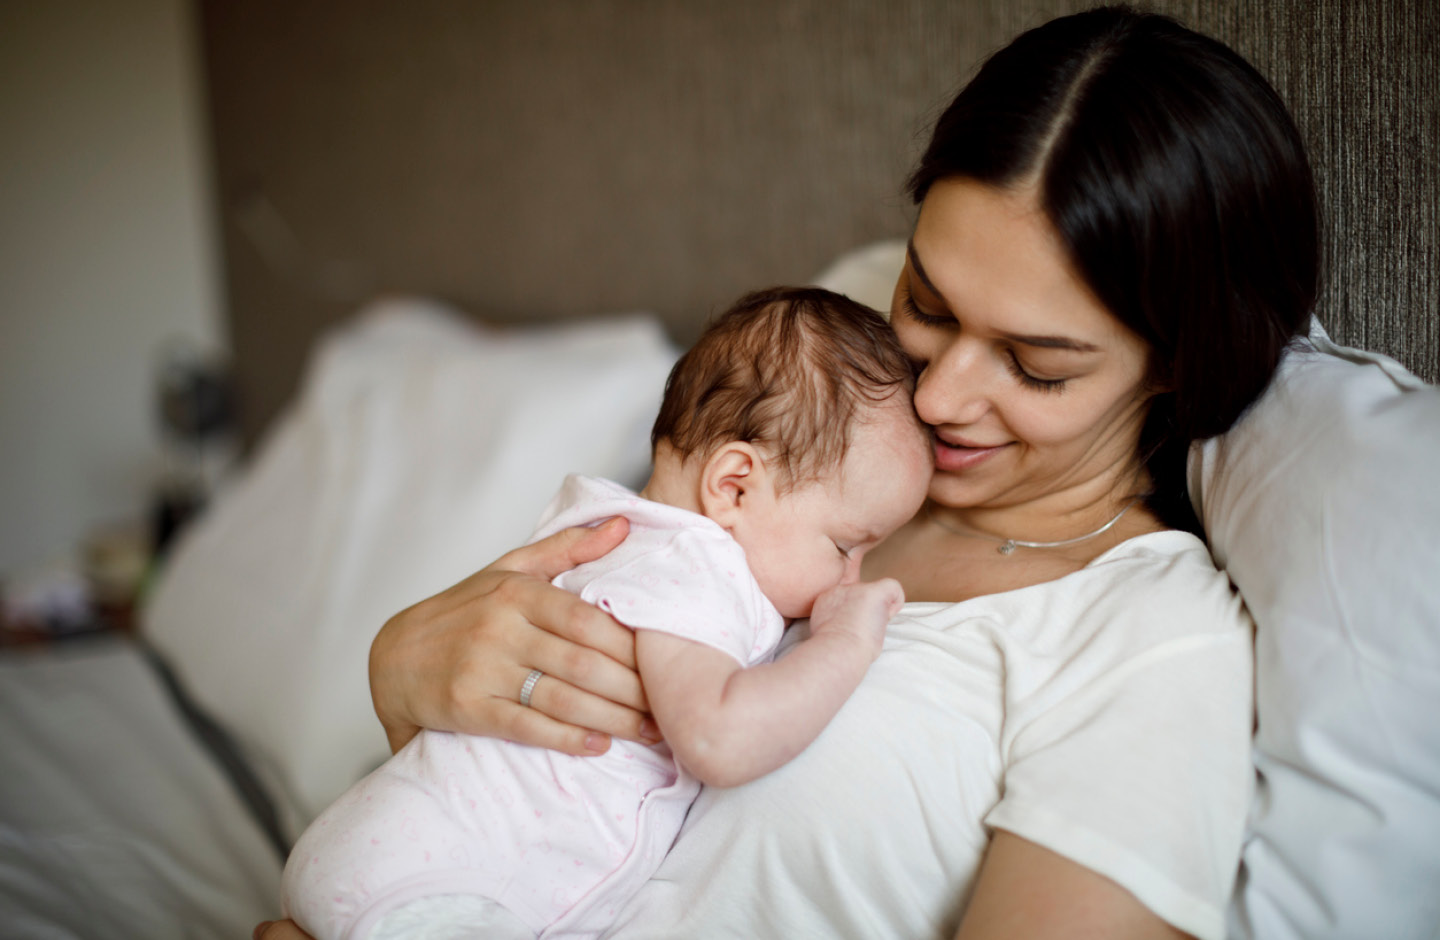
[281,732,530,940]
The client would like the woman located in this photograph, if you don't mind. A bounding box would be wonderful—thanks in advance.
[259,7,1317,939]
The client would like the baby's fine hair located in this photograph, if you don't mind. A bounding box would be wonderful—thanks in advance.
[651,286,918,491]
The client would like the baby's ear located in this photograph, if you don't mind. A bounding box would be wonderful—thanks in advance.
[699,442,766,527]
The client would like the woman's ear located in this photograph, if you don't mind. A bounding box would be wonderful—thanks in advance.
[699,442,767,529]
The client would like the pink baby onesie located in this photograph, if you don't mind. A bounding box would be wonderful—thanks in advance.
[281,474,785,940]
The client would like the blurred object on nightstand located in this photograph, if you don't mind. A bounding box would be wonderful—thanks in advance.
[83,522,150,633]
[152,341,236,557]
[0,523,150,646]
[1,559,92,642]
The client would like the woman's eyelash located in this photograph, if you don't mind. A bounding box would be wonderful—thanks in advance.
[1004,353,1068,393]
[899,290,954,327]
[901,285,1067,392]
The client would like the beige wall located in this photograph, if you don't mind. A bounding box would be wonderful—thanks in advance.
[200,1,1438,445]
[0,0,224,574]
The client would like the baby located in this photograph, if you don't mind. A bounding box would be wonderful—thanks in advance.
[281,286,933,940]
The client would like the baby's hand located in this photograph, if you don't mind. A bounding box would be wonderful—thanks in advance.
[806,578,905,661]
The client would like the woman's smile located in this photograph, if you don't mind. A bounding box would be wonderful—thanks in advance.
[931,434,1011,473]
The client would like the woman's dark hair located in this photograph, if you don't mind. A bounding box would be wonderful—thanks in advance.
[908,5,1319,535]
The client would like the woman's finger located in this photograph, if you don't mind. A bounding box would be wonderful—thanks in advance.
[519,619,647,710]
[517,669,656,744]
[253,920,314,940]
[492,516,631,581]
[509,572,640,670]
[502,697,617,756]
[368,518,645,756]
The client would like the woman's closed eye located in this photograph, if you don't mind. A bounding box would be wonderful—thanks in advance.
[1004,350,1069,393]
[901,286,1071,393]
[898,288,954,329]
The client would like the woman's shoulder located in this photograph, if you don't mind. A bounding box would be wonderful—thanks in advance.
[1087,529,1233,602]
[1089,527,1218,578]
[1078,528,1244,632]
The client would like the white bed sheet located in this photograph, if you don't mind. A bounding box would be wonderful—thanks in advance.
[0,635,283,938]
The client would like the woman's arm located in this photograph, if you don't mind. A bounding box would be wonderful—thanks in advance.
[369,517,660,756]
[252,761,1181,940]
[638,579,902,788]
[956,831,1190,940]
[254,830,1179,940]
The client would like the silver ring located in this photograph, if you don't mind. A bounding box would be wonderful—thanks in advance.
[519,669,543,708]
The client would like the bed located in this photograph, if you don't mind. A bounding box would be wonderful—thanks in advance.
[3,246,1437,939]
[0,298,685,940]
[4,2,1438,938]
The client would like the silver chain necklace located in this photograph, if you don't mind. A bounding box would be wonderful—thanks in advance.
[926,497,1143,556]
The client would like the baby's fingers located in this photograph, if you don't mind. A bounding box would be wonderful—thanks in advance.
[817,578,904,618]
[868,577,906,619]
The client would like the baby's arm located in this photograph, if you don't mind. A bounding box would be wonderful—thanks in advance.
[635,579,902,788]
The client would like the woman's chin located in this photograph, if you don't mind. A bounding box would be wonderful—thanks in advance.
[926,474,998,511]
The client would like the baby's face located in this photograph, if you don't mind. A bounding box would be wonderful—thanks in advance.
[735,396,933,619]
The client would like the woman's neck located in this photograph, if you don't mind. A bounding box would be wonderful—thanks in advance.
[928,450,1157,543]
[927,488,1152,549]
[866,470,1167,604]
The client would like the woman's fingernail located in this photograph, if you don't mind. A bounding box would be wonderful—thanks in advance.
[639,718,662,742]
[584,733,610,753]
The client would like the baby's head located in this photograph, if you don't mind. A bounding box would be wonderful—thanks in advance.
[647,287,932,618]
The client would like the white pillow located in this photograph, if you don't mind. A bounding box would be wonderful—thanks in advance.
[1192,324,1440,939]
[811,239,906,314]
[143,298,679,825]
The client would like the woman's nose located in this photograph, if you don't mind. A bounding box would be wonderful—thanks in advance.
[913,341,991,427]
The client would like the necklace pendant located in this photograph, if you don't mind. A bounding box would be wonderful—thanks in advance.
[998,541,1017,556]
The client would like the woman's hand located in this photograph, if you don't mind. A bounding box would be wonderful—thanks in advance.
[254,920,313,940]
[369,517,657,756]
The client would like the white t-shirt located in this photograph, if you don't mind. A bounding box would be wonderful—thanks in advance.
[604,530,1253,940]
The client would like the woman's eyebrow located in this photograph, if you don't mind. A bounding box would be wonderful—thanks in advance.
[907,238,1101,353]
[905,238,943,298]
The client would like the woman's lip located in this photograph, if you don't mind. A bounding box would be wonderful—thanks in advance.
[935,432,1000,449]
[932,436,1009,472]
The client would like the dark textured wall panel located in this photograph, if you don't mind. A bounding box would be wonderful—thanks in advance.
[197,1,1438,442]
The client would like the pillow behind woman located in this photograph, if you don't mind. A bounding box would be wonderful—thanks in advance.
[1192,324,1440,940]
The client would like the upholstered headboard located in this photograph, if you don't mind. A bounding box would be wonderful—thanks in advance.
[197,0,1438,445]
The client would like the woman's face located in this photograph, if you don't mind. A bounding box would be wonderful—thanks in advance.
[892,177,1155,511]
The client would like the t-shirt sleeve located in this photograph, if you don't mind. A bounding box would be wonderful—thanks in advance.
[983,559,1254,940]
[577,530,776,667]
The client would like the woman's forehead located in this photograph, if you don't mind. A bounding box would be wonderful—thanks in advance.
[910,178,1126,345]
